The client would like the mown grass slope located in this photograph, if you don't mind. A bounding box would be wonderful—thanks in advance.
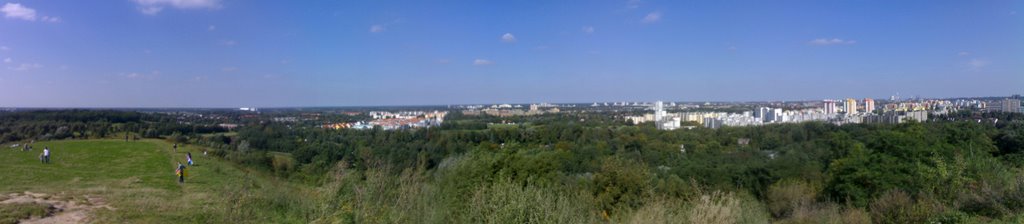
[0,139,315,223]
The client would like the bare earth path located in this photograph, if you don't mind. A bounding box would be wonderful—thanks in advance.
[1,191,113,224]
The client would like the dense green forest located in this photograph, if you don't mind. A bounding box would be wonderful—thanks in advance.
[0,110,228,143]
[3,110,1024,223]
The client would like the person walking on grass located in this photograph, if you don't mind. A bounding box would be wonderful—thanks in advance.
[187,152,194,166]
[176,162,187,184]
[173,143,178,153]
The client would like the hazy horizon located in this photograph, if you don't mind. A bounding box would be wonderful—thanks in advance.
[1,0,1021,107]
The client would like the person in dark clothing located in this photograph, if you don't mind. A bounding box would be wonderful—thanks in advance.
[176,163,187,184]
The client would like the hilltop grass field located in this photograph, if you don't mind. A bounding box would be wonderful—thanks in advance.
[0,139,316,223]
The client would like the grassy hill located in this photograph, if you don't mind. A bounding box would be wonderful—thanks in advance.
[0,139,316,223]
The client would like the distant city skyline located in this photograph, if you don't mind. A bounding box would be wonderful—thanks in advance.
[1,0,1021,107]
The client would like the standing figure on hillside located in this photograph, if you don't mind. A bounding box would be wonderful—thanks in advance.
[187,152,194,166]
[42,147,50,164]
[176,162,187,184]
[173,143,178,153]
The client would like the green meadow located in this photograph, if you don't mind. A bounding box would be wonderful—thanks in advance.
[0,139,316,223]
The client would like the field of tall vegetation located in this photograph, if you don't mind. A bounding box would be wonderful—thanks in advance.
[3,110,1024,223]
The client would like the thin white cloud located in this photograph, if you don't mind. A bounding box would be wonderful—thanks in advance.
[9,63,42,71]
[208,25,216,31]
[626,0,642,9]
[958,51,971,56]
[808,38,857,45]
[436,59,451,64]
[727,46,737,51]
[0,46,8,51]
[2,3,36,21]
[133,0,221,15]
[134,0,221,9]
[501,33,517,43]
[369,24,386,33]
[473,59,493,65]
[120,71,158,80]
[41,16,59,23]
[2,3,60,23]
[221,40,237,46]
[221,67,237,72]
[642,12,661,23]
[968,59,990,68]
[3,58,10,63]
[139,7,163,15]
[582,26,595,34]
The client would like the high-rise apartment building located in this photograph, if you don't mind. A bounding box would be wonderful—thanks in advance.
[864,98,875,114]
[823,100,837,114]
[754,107,771,121]
[653,101,680,130]
[654,101,664,123]
[768,108,783,123]
[845,98,858,115]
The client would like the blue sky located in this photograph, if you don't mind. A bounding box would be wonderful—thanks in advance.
[0,0,1021,107]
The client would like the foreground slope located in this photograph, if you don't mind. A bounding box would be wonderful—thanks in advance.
[0,139,313,223]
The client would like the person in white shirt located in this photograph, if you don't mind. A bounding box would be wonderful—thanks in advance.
[42,147,50,163]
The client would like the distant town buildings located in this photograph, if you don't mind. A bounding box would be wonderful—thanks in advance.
[703,117,722,129]
[988,98,1022,113]
[461,103,560,117]
[621,95,988,129]
[218,123,240,131]
[628,104,833,129]
[321,111,447,130]
[863,110,928,124]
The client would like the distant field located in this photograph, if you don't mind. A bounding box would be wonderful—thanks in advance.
[0,139,315,223]
[200,132,237,137]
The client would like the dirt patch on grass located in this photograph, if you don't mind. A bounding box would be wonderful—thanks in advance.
[0,191,114,224]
